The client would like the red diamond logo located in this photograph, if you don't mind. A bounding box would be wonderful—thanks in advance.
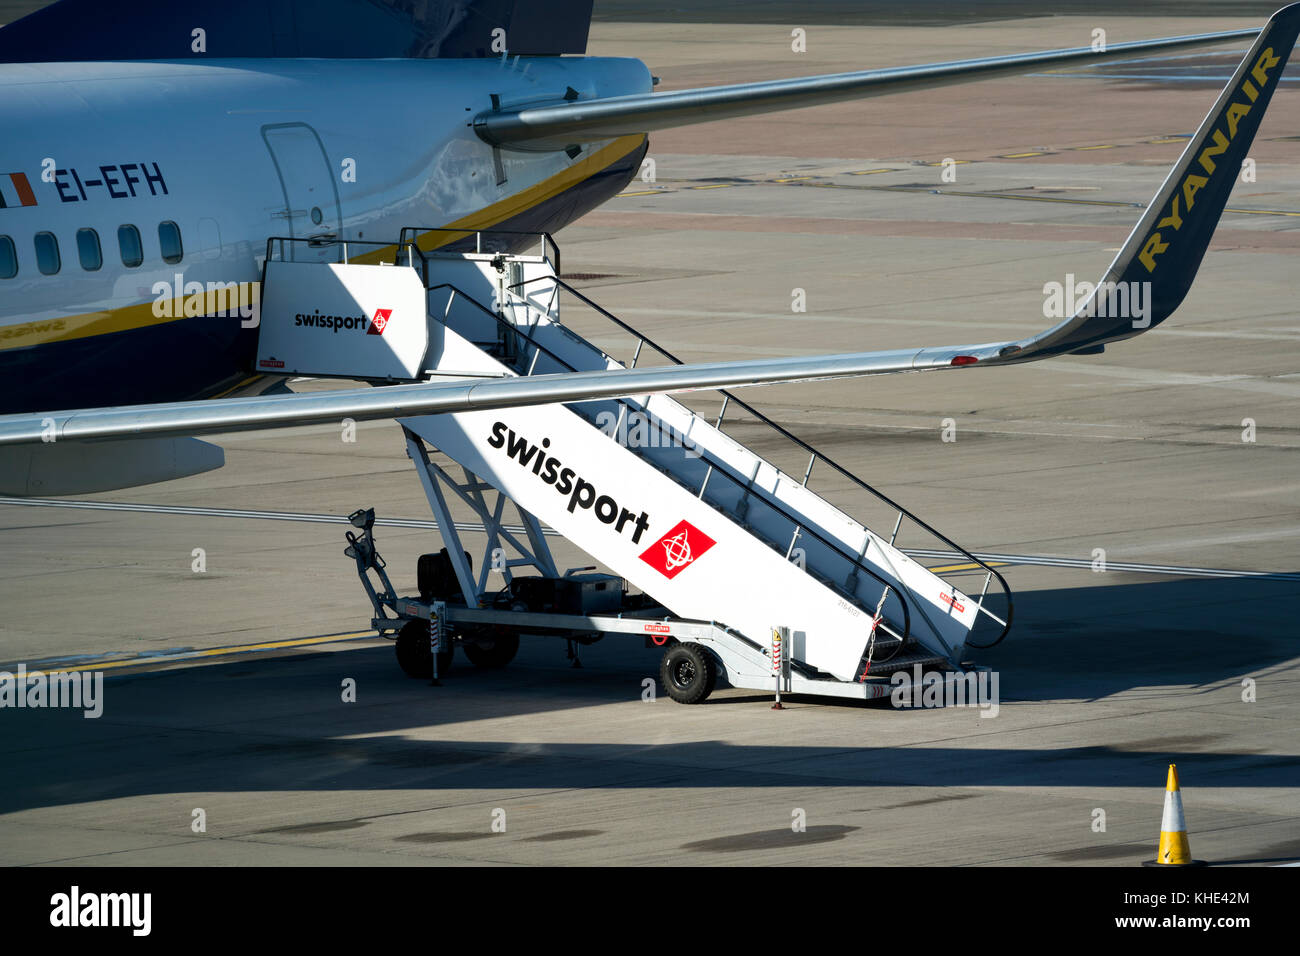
[367,308,392,336]
[638,519,716,579]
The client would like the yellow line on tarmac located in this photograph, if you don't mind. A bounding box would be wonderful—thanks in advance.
[970,193,1133,207]
[1226,206,1300,217]
[689,183,734,189]
[11,632,378,676]
[756,178,1300,218]
[928,561,1010,574]
[616,189,663,197]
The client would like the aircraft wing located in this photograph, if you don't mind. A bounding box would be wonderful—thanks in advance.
[476,25,1263,149]
[0,350,966,446]
[2,4,1296,452]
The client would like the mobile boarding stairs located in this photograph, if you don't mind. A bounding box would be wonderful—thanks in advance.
[255,230,1012,704]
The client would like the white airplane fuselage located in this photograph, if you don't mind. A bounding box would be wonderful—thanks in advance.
[0,57,651,413]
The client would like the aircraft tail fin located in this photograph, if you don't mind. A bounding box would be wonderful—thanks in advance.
[0,0,594,62]
[1017,2,1300,360]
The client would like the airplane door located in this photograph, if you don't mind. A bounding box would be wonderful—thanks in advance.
[262,123,343,262]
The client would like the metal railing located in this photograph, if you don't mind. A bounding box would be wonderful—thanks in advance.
[396,227,560,278]
[260,229,1001,655]
[510,274,1014,649]
[424,279,916,657]
[263,233,420,266]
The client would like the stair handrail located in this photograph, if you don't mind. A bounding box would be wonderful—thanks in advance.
[511,274,1014,649]
[397,226,560,275]
[425,280,915,653]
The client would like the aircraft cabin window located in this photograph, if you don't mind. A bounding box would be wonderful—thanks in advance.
[76,228,102,272]
[34,231,61,276]
[118,224,143,268]
[0,236,16,279]
[158,220,183,264]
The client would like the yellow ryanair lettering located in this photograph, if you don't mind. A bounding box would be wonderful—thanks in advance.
[1182,173,1209,210]
[1156,196,1183,232]
[1251,47,1280,86]
[1225,101,1251,138]
[1197,129,1230,175]
[1138,47,1280,274]
[1139,233,1170,272]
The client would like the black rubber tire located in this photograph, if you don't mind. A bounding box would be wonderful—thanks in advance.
[463,630,520,669]
[660,642,716,704]
[395,618,454,679]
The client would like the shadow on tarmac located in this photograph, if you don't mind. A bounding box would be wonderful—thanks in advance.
[0,574,1295,815]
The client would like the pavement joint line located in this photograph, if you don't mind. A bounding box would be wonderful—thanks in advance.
[1034,71,1300,83]
[18,839,208,868]
[3,631,378,675]
[803,703,1184,752]
[4,497,1294,580]
[217,831,502,862]
[612,173,1300,217]
[0,494,543,535]
[906,548,1299,581]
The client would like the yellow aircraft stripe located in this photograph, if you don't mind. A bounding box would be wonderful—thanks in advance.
[209,374,263,400]
[0,134,646,351]
[7,631,377,677]
[355,134,647,262]
[0,282,261,352]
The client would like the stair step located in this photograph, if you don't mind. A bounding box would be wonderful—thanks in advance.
[859,649,951,677]
[450,282,991,674]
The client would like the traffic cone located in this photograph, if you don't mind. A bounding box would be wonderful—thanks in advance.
[1143,764,1205,867]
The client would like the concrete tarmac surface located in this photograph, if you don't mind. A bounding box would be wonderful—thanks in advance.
[1,8,1297,865]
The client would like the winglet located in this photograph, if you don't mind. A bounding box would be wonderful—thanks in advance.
[1005,2,1300,361]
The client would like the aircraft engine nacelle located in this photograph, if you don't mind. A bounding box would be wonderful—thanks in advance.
[0,437,224,496]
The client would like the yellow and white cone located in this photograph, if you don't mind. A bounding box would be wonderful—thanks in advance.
[1144,764,1205,867]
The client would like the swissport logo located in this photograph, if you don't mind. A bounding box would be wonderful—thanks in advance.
[940,592,965,613]
[367,308,392,336]
[639,520,716,580]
